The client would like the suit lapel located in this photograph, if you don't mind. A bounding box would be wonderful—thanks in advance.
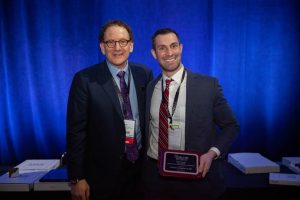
[146,75,161,120]
[97,62,123,119]
[145,75,161,148]
[185,70,198,145]
[130,65,144,120]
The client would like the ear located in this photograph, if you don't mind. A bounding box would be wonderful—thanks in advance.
[99,43,106,55]
[129,42,134,53]
[151,49,157,59]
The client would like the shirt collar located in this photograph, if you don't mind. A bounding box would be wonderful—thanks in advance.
[106,60,129,77]
[162,64,185,84]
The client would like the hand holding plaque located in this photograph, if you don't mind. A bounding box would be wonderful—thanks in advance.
[159,149,202,179]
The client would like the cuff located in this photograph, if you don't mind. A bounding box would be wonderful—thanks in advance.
[209,147,220,159]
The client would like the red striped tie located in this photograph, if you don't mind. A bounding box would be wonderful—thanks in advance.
[158,79,173,158]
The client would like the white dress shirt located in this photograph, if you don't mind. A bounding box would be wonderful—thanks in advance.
[147,65,220,160]
[148,66,186,159]
[106,60,142,149]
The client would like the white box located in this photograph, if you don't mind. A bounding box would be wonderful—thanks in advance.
[282,157,300,174]
[16,159,60,171]
[0,159,60,191]
[0,170,48,191]
[34,181,70,191]
[33,167,70,191]
[269,173,300,186]
[228,152,280,174]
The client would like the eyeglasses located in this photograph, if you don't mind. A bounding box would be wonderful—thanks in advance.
[104,39,131,48]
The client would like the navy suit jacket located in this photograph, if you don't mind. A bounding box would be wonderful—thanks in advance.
[144,69,239,196]
[66,61,153,195]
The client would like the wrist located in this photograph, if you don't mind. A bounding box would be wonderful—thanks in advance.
[209,147,220,159]
[208,150,217,159]
[69,178,82,185]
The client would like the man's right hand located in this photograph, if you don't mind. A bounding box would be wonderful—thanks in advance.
[70,179,90,200]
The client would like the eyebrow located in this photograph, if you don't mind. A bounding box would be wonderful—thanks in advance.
[156,42,179,47]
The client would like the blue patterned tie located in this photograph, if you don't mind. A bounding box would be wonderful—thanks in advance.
[117,71,139,163]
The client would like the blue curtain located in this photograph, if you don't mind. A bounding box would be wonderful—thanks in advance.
[1,0,299,165]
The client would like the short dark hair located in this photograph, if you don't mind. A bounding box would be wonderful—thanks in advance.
[151,28,180,49]
[98,20,133,43]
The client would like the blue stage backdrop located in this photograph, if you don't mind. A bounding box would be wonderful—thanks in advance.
[1,0,299,165]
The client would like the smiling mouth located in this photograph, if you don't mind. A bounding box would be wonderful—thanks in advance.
[164,57,176,62]
[113,53,123,57]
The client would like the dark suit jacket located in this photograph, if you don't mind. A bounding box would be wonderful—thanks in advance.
[66,61,153,197]
[144,69,239,198]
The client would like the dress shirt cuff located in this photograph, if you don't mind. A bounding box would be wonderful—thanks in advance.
[209,147,220,159]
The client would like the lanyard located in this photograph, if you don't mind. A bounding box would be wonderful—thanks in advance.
[161,69,186,124]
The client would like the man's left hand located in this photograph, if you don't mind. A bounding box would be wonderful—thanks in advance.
[198,150,217,178]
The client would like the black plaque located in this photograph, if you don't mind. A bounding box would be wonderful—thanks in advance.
[159,150,202,179]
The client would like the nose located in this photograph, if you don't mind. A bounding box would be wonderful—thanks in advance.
[165,47,173,56]
[114,41,121,50]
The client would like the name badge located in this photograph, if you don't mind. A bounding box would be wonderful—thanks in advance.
[124,119,135,145]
